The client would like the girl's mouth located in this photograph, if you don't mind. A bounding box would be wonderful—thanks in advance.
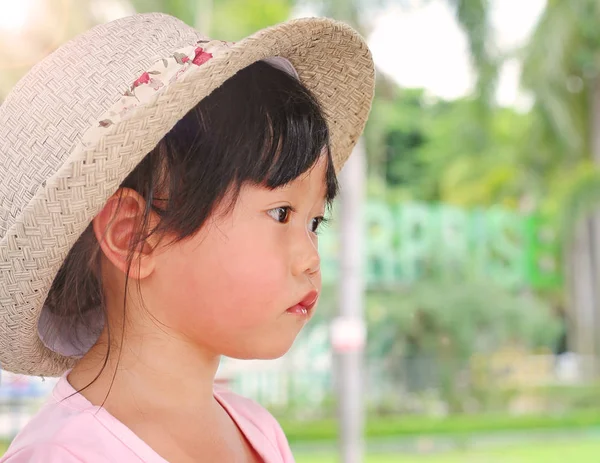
[286,290,318,316]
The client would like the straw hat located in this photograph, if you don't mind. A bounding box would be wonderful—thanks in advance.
[0,13,374,377]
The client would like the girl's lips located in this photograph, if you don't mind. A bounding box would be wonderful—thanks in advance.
[286,290,318,316]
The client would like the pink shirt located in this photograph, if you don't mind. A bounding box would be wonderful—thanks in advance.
[0,372,295,462]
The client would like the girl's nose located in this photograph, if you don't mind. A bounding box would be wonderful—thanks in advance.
[305,251,321,276]
[292,234,321,277]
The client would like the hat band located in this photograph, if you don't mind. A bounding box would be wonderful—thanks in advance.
[66,39,299,154]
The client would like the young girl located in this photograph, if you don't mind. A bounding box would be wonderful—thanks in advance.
[0,12,373,463]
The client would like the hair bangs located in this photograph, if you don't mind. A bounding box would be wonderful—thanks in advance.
[250,106,337,205]
[208,60,339,206]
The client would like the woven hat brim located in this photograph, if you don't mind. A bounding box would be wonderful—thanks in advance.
[0,16,374,376]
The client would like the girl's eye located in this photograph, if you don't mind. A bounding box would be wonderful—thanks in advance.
[311,216,328,234]
[268,206,292,224]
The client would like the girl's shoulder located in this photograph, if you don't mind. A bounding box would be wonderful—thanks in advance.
[214,384,283,433]
[214,384,277,423]
[0,377,159,463]
[1,442,90,463]
[0,399,122,462]
[214,385,294,461]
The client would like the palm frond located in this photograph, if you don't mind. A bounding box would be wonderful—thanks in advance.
[553,163,600,244]
[522,2,589,155]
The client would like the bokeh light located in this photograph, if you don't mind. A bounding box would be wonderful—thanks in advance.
[0,0,36,32]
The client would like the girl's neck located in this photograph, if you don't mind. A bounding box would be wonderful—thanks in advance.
[68,325,221,413]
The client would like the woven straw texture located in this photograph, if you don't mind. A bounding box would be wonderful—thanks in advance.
[0,13,374,376]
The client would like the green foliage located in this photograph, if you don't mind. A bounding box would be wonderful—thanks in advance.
[210,0,293,40]
[130,0,293,37]
[420,104,532,207]
[365,89,533,208]
[541,161,600,243]
[364,88,428,191]
[365,279,561,412]
[130,0,198,24]
[367,280,560,359]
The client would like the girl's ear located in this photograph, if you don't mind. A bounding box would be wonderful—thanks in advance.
[92,188,157,280]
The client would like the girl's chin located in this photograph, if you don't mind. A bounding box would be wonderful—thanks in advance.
[217,321,307,360]
[224,340,298,361]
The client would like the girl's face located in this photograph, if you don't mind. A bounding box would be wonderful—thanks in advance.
[147,155,329,359]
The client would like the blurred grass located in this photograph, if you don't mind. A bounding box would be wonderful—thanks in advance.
[294,438,600,462]
[296,455,399,463]
[280,409,600,442]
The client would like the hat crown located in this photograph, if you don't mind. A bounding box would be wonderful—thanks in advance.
[0,13,204,238]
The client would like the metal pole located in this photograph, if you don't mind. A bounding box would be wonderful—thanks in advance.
[194,0,213,33]
[334,138,366,463]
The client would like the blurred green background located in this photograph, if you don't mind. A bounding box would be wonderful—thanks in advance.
[4,0,600,461]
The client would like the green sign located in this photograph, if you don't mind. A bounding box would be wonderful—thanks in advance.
[319,202,562,289]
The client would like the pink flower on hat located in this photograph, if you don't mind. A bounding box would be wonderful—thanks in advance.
[169,66,188,84]
[147,77,164,91]
[192,47,213,66]
[118,104,137,118]
[133,72,150,88]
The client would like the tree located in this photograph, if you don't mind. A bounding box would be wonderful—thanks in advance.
[521,0,600,366]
